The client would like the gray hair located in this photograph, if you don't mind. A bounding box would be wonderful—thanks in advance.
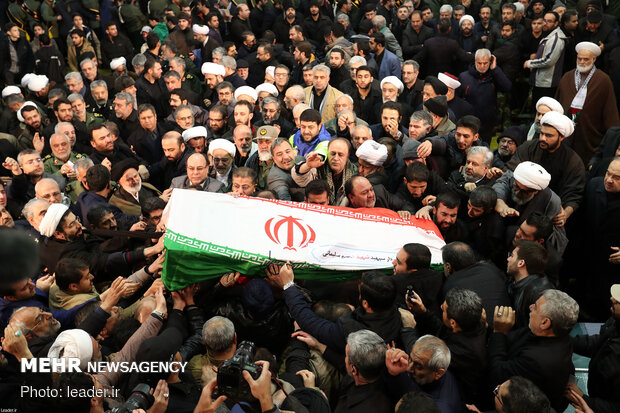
[35,178,60,195]
[403,60,420,72]
[352,124,372,137]
[514,2,525,13]
[17,149,40,165]
[48,88,66,100]
[337,13,350,24]
[292,103,311,117]
[444,288,483,332]
[339,109,357,121]
[67,93,85,104]
[467,146,493,167]
[202,316,235,352]
[372,15,387,30]
[75,157,94,172]
[337,94,354,106]
[414,335,451,371]
[170,56,186,70]
[212,47,226,59]
[90,80,107,92]
[410,110,433,126]
[539,289,579,337]
[287,85,306,102]
[54,121,75,135]
[79,58,96,69]
[347,330,386,381]
[49,132,70,146]
[64,72,83,83]
[439,4,453,13]
[132,54,147,68]
[22,198,49,220]
[6,94,25,105]
[174,104,193,118]
[220,55,236,70]
[115,91,136,109]
[312,64,331,76]
[349,56,367,66]
[261,96,281,111]
[475,48,492,60]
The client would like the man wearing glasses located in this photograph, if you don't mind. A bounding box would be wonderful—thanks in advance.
[2,149,65,211]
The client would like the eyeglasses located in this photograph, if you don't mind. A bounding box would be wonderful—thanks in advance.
[23,158,43,165]
[22,309,47,336]
[493,385,503,406]
[213,157,230,164]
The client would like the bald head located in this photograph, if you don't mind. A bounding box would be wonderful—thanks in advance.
[35,178,62,204]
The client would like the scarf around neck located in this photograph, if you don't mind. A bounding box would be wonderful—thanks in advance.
[570,66,596,120]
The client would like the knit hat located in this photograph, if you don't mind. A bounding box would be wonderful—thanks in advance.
[499,126,524,146]
[402,139,421,159]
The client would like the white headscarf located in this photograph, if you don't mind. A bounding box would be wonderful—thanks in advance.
[39,203,69,237]
[513,161,551,190]
[48,329,94,371]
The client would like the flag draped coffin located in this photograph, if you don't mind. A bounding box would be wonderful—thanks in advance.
[162,190,445,290]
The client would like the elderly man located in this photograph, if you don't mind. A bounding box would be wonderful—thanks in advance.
[293,138,357,205]
[35,178,64,205]
[208,139,236,191]
[182,126,208,154]
[284,85,306,111]
[506,112,586,227]
[324,94,369,137]
[447,146,496,205]
[110,92,141,141]
[345,176,414,217]
[494,126,524,168]
[459,48,511,141]
[68,93,104,129]
[356,140,389,186]
[489,289,579,413]
[171,152,223,192]
[65,158,94,203]
[232,125,257,167]
[386,335,461,412]
[304,64,343,123]
[109,159,162,216]
[245,125,277,191]
[556,41,620,164]
[439,72,473,121]
[255,97,295,139]
[86,80,113,119]
[43,133,87,181]
[18,198,50,237]
[266,138,304,201]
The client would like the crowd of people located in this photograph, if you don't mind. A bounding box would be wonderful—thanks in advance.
[0,0,619,412]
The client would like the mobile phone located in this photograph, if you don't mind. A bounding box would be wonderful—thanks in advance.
[406,285,417,302]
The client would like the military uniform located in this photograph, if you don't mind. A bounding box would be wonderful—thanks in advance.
[182,72,203,94]
[85,111,105,128]
[40,1,59,38]
[43,152,87,180]
[65,179,87,204]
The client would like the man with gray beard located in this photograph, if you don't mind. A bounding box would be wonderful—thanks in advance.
[232,125,257,167]
[245,125,277,191]
[447,146,496,208]
[556,41,620,164]
[492,161,567,255]
[109,159,162,217]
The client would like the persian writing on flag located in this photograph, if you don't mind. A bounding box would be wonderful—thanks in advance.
[161,190,445,290]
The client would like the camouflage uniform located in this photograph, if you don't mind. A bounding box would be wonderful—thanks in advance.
[43,152,87,180]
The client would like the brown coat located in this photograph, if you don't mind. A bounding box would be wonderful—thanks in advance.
[556,69,620,164]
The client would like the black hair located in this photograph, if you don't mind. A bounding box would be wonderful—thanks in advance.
[514,239,548,275]
[360,270,396,312]
[524,212,553,241]
[396,392,440,413]
[405,162,430,182]
[85,164,111,192]
[445,288,483,332]
[86,204,113,229]
[456,115,481,135]
[305,179,330,197]
[402,243,431,270]
[469,186,497,211]
[442,242,477,271]
[55,258,89,291]
[300,108,322,125]
[435,191,460,209]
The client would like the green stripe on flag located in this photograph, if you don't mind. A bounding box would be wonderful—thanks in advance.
[161,230,395,291]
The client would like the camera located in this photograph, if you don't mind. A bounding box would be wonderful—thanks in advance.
[217,341,263,402]
[406,285,417,302]
[107,384,154,413]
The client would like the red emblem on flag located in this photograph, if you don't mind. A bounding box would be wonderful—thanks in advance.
[264,215,316,251]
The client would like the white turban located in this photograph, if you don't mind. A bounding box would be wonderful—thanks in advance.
[2,85,21,98]
[192,24,210,35]
[460,14,475,27]
[380,76,404,93]
[356,140,388,166]
[17,101,39,123]
[575,41,602,57]
[39,203,69,237]
[265,66,275,79]
[110,57,126,70]
[540,111,575,137]
[535,96,564,114]
[21,73,35,88]
[256,82,279,97]
[208,138,236,157]
[201,62,225,76]
[438,72,461,90]
[513,161,551,191]
[182,126,208,143]
[234,86,258,102]
[28,75,49,92]
[48,329,93,371]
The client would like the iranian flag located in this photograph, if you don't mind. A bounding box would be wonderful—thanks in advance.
[161,189,445,290]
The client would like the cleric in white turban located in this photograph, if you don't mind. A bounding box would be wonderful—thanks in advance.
[17,101,39,123]
[380,76,404,94]
[182,126,208,143]
[356,140,388,167]
[48,329,96,370]
[540,111,575,138]
[438,72,461,90]
[21,73,35,89]
[2,85,21,98]
[256,82,279,97]
[110,57,127,71]
[460,14,475,28]
[39,203,69,237]
[201,62,225,76]
[234,86,258,103]
[208,138,236,157]
[28,75,49,93]
[575,41,602,57]
[192,24,210,35]
[527,96,565,140]
[513,161,551,191]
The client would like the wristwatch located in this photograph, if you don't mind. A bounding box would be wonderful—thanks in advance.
[283,281,295,290]
[152,309,166,319]
[396,131,403,139]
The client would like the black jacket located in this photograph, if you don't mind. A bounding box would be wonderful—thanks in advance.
[507,274,555,329]
[572,317,620,413]
[488,328,574,413]
[392,269,444,316]
[401,24,434,60]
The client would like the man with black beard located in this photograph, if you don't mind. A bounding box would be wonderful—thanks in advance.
[16,105,45,152]
[232,125,256,167]
[245,126,276,191]
[351,66,382,126]
[328,48,351,89]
